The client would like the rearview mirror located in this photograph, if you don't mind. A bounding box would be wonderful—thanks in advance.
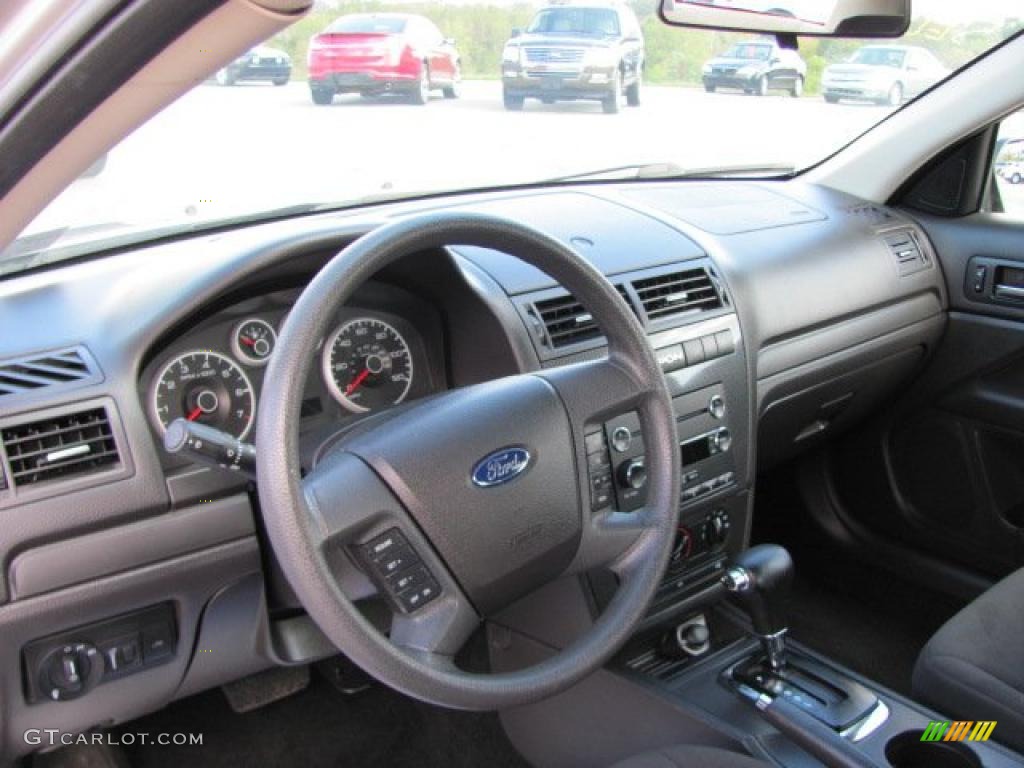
[659,0,911,38]
[511,28,522,38]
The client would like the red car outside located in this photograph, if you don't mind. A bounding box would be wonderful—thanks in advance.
[307,13,462,106]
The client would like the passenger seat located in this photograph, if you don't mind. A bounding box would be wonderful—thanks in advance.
[912,567,1024,753]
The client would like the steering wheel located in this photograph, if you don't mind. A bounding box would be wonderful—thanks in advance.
[256,212,680,709]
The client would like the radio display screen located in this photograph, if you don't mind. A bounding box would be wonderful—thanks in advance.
[681,436,712,466]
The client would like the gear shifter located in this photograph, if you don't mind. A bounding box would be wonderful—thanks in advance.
[721,544,793,670]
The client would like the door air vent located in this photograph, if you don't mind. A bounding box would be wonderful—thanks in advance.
[0,348,98,398]
[533,285,632,349]
[632,268,723,322]
[884,231,930,276]
[1,407,121,489]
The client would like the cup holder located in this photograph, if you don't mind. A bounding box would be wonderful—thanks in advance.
[886,731,983,768]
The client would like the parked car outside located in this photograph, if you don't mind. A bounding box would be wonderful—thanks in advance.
[701,39,807,96]
[307,13,461,106]
[998,162,1024,184]
[501,2,644,114]
[214,45,291,86]
[821,45,949,106]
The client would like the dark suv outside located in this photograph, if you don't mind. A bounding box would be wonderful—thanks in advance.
[501,2,644,114]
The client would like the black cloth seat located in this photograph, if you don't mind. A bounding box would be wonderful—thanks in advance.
[912,566,1024,754]
[610,745,770,768]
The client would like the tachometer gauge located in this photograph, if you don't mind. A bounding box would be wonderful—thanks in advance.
[151,351,255,438]
[323,318,413,413]
[231,317,276,366]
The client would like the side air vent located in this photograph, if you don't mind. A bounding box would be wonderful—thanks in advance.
[1,407,121,489]
[0,348,98,398]
[884,231,930,276]
[633,268,723,322]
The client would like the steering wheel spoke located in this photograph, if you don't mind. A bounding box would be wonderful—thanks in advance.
[540,358,673,578]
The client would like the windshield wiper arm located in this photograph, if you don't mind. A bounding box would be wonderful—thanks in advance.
[545,161,796,184]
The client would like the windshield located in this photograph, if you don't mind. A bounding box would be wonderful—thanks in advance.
[527,8,620,37]
[724,43,772,60]
[851,47,906,67]
[5,0,1023,273]
[326,15,407,35]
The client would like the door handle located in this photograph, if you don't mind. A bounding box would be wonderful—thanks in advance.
[994,284,1024,301]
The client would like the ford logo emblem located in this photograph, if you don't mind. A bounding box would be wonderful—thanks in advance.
[471,447,532,488]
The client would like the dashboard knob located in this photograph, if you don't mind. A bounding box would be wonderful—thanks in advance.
[38,642,103,702]
[709,509,731,545]
[711,428,733,454]
[708,394,726,420]
[619,458,647,490]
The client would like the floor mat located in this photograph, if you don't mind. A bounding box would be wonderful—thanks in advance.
[113,673,529,768]
[752,466,963,698]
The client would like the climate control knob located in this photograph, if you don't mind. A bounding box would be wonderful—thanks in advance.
[619,458,647,490]
[709,509,731,545]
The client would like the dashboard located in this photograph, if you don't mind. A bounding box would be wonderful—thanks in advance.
[0,179,947,759]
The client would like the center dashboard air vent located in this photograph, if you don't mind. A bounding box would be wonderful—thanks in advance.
[632,268,723,321]
[0,401,131,505]
[532,285,634,349]
[520,264,728,359]
[884,230,931,277]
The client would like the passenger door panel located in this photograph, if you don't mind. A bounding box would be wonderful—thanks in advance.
[828,213,1024,580]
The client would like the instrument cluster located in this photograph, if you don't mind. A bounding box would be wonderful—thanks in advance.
[145,299,429,442]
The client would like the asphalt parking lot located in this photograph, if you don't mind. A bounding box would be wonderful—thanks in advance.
[23,79,1024,237]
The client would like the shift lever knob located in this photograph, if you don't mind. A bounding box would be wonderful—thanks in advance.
[722,544,793,668]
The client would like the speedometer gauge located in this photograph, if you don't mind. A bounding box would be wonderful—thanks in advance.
[150,351,255,438]
[323,318,413,413]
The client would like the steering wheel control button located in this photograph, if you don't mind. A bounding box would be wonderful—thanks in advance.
[611,426,633,453]
[387,565,430,594]
[585,429,614,511]
[378,546,419,576]
[359,528,441,613]
[364,529,406,562]
[396,578,440,613]
[619,458,648,490]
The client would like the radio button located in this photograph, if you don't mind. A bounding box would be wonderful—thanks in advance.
[682,339,704,366]
[715,330,736,355]
[655,344,686,372]
[708,395,726,420]
[701,335,719,360]
[710,429,733,454]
